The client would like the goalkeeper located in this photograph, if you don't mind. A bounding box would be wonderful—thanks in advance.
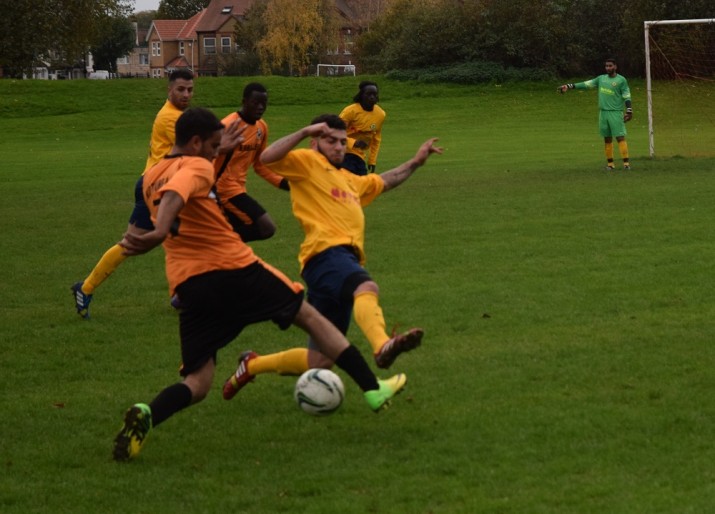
[558,58,633,170]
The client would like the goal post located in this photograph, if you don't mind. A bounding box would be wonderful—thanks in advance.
[316,64,356,77]
[644,18,715,157]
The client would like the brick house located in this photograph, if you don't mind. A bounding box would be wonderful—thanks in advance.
[145,9,207,78]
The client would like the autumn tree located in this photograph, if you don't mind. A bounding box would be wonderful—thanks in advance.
[257,0,327,75]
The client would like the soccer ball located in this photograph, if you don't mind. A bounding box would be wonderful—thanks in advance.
[294,369,345,416]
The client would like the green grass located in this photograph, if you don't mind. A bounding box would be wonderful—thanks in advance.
[1,76,715,513]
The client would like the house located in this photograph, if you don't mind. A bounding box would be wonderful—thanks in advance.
[116,23,150,78]
[192,0,254,77]
[145,8,208,78]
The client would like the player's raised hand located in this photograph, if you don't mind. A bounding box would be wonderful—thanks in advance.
[414,138,443,165]
[218,120,247,153]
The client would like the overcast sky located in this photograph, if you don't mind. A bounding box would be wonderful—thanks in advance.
[133,0,160,12]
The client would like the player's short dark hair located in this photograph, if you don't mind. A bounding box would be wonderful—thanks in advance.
[243,82,267,99]
[310,114,346,131]
[169,69,194,82]
[175,107,223,146]
[605,57,617,65]
[353,81,378,103]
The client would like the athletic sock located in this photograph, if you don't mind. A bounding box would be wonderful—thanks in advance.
[618,140,629,164]
[249,348,309,376]
[353,291,389,353]
[148,382,193,427]
[605,142,614,165]
[334,345,379,392]
[83,244,127,294]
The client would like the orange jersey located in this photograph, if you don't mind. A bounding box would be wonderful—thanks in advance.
[142,155,258,294]
[213,112,284,201]
[144,100,183,173]
[267,148,384,269]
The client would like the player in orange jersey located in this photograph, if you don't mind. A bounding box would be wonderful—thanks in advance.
[214,82,289,242]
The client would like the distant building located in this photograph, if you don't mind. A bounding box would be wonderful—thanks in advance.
[117,22,151,78]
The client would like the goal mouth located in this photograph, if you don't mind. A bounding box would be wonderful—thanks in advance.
[316,64,356,77]
[644,19,715,158]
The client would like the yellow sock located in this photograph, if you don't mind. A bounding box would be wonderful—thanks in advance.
[353,291,389,353]
[82,244,128,294]
[618,140,629,164]
[605,142,614,164]
[249,348,309,376]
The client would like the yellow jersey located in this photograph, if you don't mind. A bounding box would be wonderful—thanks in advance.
[268,148,384,270]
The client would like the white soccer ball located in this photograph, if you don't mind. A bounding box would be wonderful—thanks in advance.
[294,369,345,416]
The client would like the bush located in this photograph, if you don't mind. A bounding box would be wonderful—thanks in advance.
[385,62,555,84]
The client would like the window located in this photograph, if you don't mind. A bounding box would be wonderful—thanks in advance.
[152,41,161,56]
[117,56,128,65]
[179,42,185,56]
[204,37,216,54]
[139,54,149,65]
[343,34,354,55]
[152,68,162,78]
[221,37,232,53]
[222,6,231,13]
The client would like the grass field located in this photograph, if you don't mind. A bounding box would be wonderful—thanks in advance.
[1,76,714,513]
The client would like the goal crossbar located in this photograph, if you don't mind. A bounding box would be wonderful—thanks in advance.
[644,18,715,157]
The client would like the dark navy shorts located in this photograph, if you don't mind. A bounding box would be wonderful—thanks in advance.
[341,153,368,176]
[301,246,371,348]
[128,176,154,230]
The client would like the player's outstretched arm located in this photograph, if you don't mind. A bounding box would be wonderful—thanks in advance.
[261,123,329,165]
[380,138,443,192]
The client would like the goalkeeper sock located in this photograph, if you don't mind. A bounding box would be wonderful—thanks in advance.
[618,140,630,165]
[353,291,389,353]
[249,348,309,376]
[82,244,128,294]
[604,142,614,167]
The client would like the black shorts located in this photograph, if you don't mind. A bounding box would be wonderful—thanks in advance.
[128,176,155,230]
[222,193,266,232]
[174,261,304,376]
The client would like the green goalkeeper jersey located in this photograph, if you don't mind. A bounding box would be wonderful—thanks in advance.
[575,74,631,111]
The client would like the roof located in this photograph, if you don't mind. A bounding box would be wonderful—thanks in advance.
[195,0,255,33]
[146,8,208,42]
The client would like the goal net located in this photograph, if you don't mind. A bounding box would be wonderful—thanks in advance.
[316,64,356,77]
[644,19,715,157]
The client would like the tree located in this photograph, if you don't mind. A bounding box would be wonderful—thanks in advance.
[157,0,208,19]
[0,0,133,78]
[231,0,269,75]
[257,0,325,75]
[91,16,136,73]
